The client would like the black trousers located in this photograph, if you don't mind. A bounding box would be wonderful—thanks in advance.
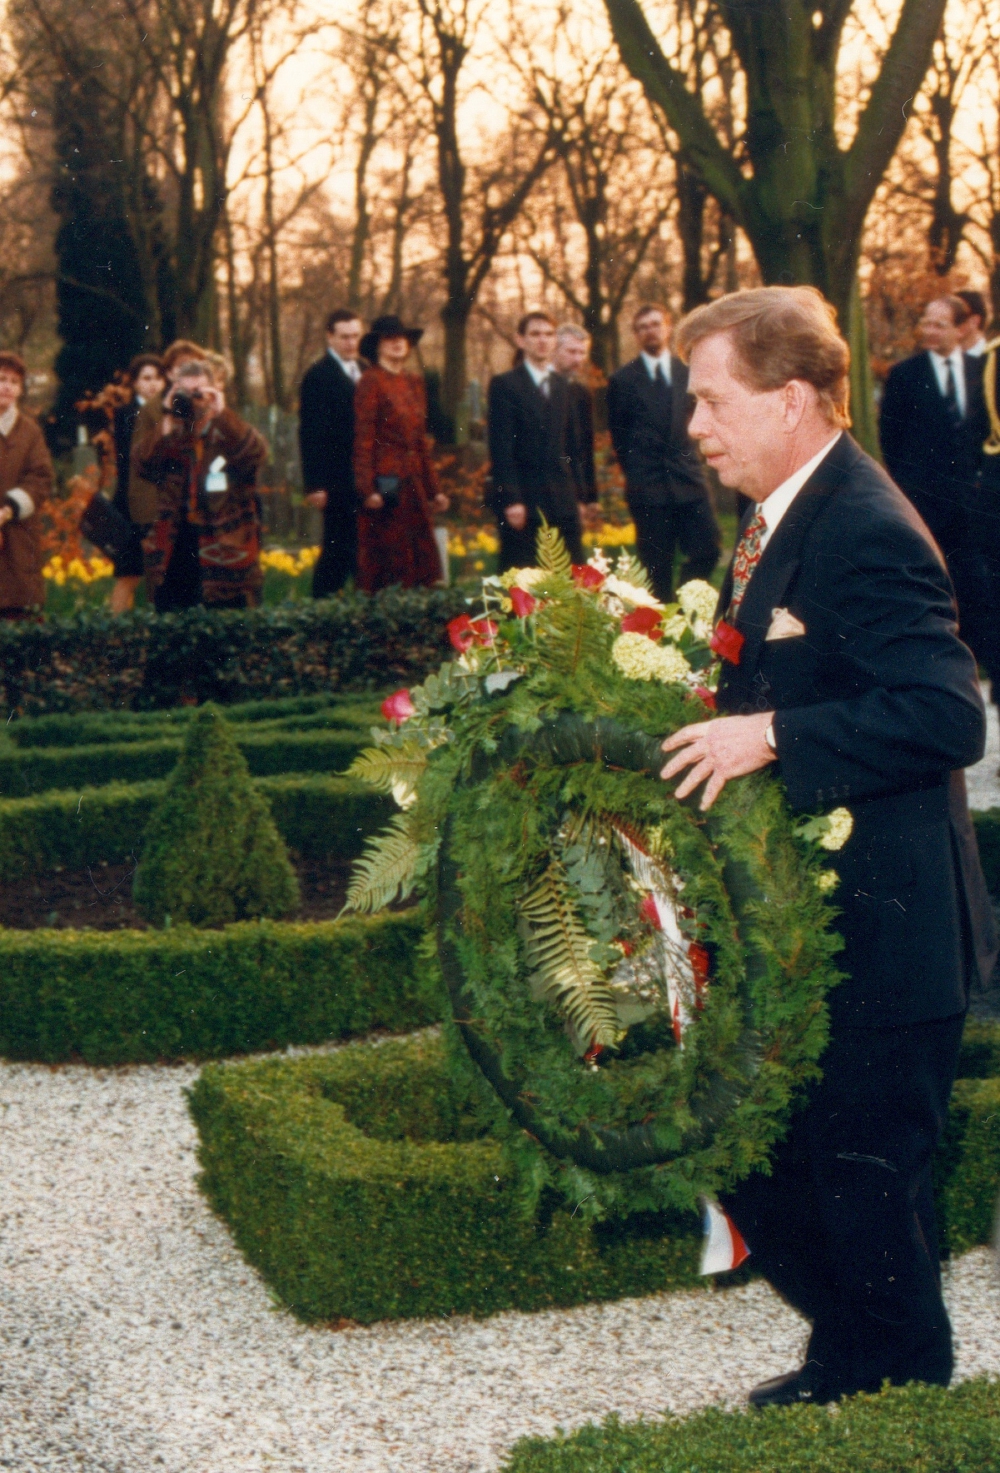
[629,498,720,603]
[313,510,357,598]
[497,512,583,572]
[721,1012,965,1397]
[154,515,201,613]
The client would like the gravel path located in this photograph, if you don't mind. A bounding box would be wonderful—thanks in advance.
[1,1060,999,1472]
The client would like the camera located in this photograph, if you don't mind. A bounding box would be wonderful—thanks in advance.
[168,390,198,422]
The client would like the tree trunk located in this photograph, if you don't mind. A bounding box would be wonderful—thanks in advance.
[604,0,949,454]
[441,304,467,445]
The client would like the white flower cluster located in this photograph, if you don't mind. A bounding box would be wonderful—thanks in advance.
[819,807,854,851]
[676,579,719,640]
[611,632,691,685]
[602,575,664,612]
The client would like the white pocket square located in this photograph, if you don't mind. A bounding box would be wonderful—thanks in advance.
[765,607,806,641]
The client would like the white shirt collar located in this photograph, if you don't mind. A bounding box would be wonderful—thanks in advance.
[0,406,18,438]
[967,337,987,358]
[523,360,552,388]
[927,348,966,413]
[757,432,842,546]
[328,348,361,382]
[641,350,672,383]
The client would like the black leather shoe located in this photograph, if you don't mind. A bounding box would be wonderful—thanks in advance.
[748,1364,839,1409]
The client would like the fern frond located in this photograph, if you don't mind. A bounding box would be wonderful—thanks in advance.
[347,741,428,795]
[518,862,623,1049]
[614,550,651,591]
[342,812,423,915]
[536,519,573,579]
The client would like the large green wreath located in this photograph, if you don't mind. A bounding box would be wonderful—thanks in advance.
[345,533,844,1221]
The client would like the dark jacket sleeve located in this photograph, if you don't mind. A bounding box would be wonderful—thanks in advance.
[487,375,522,507]
[774,511,986,809]
[877,363,910,489]
[570,385,598,502]
[605,372,629,471]
[298,363,326,492]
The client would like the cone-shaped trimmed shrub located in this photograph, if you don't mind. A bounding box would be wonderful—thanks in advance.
[133,704,300,927]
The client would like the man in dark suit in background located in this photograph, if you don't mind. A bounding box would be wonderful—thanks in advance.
[298,309,364,597]
[662,286,995,1409]
[553,323,600,522]
[880,295,989,687]
[607,303,720,601]
[487,311,595,569]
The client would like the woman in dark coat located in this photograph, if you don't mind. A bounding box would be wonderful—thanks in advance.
[353,315,449,592]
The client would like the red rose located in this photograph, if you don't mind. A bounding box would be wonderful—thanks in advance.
[448,614,476,652]
[572,563,605,590]
[694,685,717,710]
[689,941,711,990]
[639,893,661,929]
[620,606,662,639]
[710,620,745,666]
[470,617,498,645]
[509,586,537,618]
[381,689,416,725]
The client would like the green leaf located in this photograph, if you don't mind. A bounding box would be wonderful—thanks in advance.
[536,519,573,579]
[347,741,428,795]
[342,812,425,915]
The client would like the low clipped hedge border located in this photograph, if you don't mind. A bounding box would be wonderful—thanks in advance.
[0,774,391,881]
[190,1032,704,1324]
[0,912,437,1064]
[0,726,370,798]
[499,1379,1000,1472]
[188,1023,1000,1325]
[3,694,382,749]
[0,588,466,716]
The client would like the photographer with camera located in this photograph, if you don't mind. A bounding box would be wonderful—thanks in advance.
[135,358,267,612]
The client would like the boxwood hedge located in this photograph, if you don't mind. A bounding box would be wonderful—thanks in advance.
[190,1031,705,1324]
[499,1379,1000,1473]
[0,726,370,798]
[0,774,390,881]
[188,1023,1000,1326]
[0,911,438,1064]
[0,588,466,716]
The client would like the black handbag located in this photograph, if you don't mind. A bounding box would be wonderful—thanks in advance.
[375,474,401,508]
[80,492,135,559]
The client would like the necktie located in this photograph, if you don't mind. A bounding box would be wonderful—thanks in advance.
[539,374,550,399]
[653,362,670,401]
[943,359,963,428]
[728,509,767,615]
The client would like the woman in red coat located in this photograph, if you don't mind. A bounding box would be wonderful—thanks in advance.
[353,316,449,592]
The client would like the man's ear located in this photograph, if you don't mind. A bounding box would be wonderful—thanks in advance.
[782,379,812,429]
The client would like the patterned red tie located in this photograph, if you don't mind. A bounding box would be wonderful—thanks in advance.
[728,509,766,615]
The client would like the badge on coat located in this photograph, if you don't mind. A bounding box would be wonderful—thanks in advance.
[765,607,807,641]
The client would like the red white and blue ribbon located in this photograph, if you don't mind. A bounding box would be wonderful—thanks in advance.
[700,1197,750,1274]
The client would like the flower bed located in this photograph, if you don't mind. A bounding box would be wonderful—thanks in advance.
[189,1022,1000,1324]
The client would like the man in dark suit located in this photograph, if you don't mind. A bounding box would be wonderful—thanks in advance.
[487,311,596,569]
[607,303,720,600]
[881,295,991,692]
[662,286,996,1408]
[298,309,364,597]
[553,324,600,514]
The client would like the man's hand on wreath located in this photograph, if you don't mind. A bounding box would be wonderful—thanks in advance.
[661,711,776,810]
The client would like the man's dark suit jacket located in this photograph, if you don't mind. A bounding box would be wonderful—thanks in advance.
[606,355,707,506]
[716,433,996,1029]
[487,365,593,519]
[298,352,361,513]
[878,351,983,544]
[566,379,597,501]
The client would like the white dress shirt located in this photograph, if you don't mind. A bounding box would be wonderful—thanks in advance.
[928,348,966,415]
[641,350,672,383]
[756,432,842,551]
[968,337,988,358]
[329,348,361,384]
[523,359,553,393]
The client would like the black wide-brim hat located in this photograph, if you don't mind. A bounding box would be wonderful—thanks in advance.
[360,314,424,365]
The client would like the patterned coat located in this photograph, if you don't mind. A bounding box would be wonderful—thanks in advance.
[0,411,54,611]
[353,367,442,592]
[136,409,268,607]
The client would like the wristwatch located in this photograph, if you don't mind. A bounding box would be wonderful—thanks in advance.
[764,721,777,754]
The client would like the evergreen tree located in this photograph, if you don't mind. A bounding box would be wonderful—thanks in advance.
[133,705,300,928]
[48,66,150,449]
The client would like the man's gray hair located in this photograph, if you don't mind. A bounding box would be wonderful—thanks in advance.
[556,323,590,343]
[175,359,215,381]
